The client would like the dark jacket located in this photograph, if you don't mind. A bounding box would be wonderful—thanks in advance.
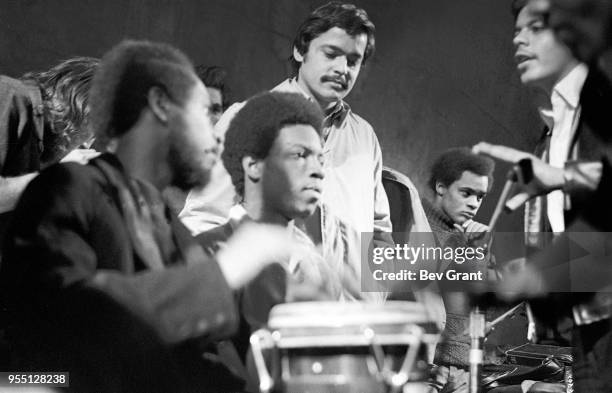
[0,154,237,393]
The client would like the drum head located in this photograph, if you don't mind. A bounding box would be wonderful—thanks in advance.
[267,301,439,348]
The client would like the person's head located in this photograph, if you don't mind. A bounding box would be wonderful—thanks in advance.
[428,148,495,225]
[21,57,99,165]
[549,0,612,63]
[195,65,228,125]
[512,0,579,92]
[222,92,325,223]
[89,40,217,190]
[291,2,375,110]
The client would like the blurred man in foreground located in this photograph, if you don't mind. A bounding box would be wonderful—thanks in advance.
[0,40,295,393]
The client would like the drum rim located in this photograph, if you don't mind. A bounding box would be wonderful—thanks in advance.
[268,301,435,329]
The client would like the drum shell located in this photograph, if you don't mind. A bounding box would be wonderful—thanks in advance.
[250,301,440,393]
[275,343,430,393]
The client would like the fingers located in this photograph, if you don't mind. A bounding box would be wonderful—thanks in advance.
[217,223,294,289]
[463,220,489,233]
[339,266,363,300]
[61,149,101,164]
[472,142,533,163]
[504,192,531,212]
[496,264,546,299]
[286,280,334,301]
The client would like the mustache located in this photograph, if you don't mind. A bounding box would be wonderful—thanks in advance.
[321,75,348,88]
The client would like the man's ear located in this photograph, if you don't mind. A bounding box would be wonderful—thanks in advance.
[147,86,171,123]
[435,181,447,197]
[242,155,263,182]
[293,46,304,64]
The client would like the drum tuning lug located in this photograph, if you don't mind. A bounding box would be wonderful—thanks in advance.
[377,325,425,392]
[250,329,275,393]
[363,326,386,375]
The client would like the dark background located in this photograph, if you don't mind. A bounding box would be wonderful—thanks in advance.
[1,0,538,345]
[0,0,543,231]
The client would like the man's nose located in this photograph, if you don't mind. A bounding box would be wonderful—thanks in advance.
[466,196,480,210]
[513,28,528,47]
[310,157,325,179]
[333,56,348,75]
[211,112,222,126]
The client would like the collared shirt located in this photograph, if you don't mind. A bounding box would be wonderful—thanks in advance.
[538,63,588,232]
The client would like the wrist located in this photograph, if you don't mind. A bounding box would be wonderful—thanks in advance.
[562,160,603,193]
[547,166,566,192]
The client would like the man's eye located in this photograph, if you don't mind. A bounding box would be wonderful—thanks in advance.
[324,52,336,59]
[347,57,360,68]
[529,22,546,32]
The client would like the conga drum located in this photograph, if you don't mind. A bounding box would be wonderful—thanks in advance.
[250,301,439,393]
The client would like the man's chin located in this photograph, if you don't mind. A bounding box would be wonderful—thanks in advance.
[293,205,318,221]
[171,168,211,191]
[453,216,468,226]
[318,88,347,104]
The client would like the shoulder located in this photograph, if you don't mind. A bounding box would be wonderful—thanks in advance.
[271,78,295,93]
[382,167,417,190]
[581,67,612,113]
[216,101,247,137]
[579,67,612,141]
[17,162,102,215]
[32,161,102,193]
[0,76,26,96]
[8,162,108,236]
[344,109,381,149]
[0,76,40,113]
[347,110,374,132]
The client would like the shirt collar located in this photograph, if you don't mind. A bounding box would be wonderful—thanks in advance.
[227,204,298,234]
[538,63,589,130]
[276,78,349,126]
[554,63,588,109]
[227,204,251,230]
[95,152,126,173]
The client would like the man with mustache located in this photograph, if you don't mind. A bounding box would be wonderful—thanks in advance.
[182,3,394,281]
[0,40,296,393]
[422,148,494,393]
